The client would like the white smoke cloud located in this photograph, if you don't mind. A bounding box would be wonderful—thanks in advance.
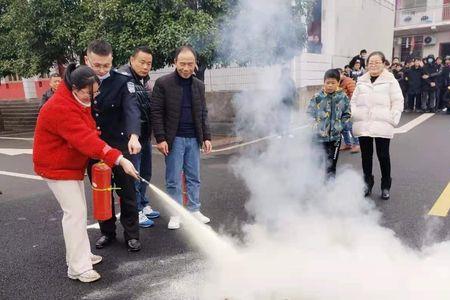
[151,1,450,299]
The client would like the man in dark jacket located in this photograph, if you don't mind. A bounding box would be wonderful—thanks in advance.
[422,54,440,112]
[392,63,407,110]
[443,56,450,113]
[151,45,212,230]
[40,73,61,109]
[404,58,424,112]
[349,49,367,69]
[434,56,446,111]
[119,46,160,228]
[84,39,142,252]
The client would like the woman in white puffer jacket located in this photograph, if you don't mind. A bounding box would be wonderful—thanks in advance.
[351,51,404,200]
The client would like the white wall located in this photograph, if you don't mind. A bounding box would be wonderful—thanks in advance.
[149,53,331,91]
[322,0,396,61]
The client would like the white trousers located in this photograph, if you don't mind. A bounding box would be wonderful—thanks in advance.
[46,179,93,276]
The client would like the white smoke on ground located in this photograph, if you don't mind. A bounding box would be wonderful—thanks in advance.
[151,1,450,299]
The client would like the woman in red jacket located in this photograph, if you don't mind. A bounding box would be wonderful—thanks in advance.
[33,63,138,283]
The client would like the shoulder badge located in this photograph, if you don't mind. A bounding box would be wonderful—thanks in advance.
[127,82,136,93]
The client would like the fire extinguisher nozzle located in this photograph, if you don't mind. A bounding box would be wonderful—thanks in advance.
[138,175,150,185]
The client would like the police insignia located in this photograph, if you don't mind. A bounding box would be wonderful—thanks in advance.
[127,82,136,93]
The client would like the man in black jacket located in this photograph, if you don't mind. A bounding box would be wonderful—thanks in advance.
[443,56,450,113]
[40,73,61,109]
[349,49,367,69]
[404,58,424,112]
[151,45,212,230]
[85,39,142,252]
[422,54,440,112]
[119,46,160,228]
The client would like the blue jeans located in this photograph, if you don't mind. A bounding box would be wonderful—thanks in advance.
[165,137,201,212]
[342,121,359,146]
[130,138,152,211]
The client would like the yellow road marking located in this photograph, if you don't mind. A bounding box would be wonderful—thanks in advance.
[428,183,450,217]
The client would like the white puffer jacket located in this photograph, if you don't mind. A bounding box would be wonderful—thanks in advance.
[351,70,404,139]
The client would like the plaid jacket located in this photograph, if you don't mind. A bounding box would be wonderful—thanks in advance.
[307,89,351,142]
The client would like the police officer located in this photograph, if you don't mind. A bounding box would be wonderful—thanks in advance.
[84,39,142,252]
[119,46,160,228]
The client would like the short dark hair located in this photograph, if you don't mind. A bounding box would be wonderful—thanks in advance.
[132,46,152,57]
[64,63,100,91]
[367,51,386,64]
[360,49,367,54]
[344,65,351,69]
[87,39,113,56]
[335,68,343,73]
[324,69,340,82]
[393,57,400,61]
[174,45,197,61]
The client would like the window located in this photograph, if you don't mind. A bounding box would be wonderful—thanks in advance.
[397,0,427,9]
[400,35,423,62]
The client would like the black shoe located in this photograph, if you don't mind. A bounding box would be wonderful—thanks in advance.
[126,239,141,252]
[364,175,374,197]
[95,235,116,249]
[364,186,372,197]
[381,189,390,200]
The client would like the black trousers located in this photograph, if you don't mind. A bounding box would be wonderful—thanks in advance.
[88,154,139,241]
[359,137,391,189]
[407,93,421,110]
[437,88,447,110]
[421,90,436,110]
[322,140,341,177]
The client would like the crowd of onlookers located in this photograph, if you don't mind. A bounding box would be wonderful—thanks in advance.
[343,49,450,113]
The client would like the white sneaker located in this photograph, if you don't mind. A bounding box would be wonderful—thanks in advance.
[191,211,210,224]
[68,270,101,283]
[142,205,156,214]
[168,216,181,230]
[66,254,103,267]
[91,254,102,266]
[142,205,160,219]
[138,211,154,228]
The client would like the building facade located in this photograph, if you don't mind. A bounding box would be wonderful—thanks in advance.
[393,0,450,61]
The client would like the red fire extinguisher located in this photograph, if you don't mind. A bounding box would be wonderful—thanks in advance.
[91,162,113,221]
[182,172,188,206]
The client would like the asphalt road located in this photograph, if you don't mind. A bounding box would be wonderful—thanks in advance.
[0,112,449,299]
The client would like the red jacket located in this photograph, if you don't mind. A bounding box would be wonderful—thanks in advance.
[340,75,356,99]
[33,82,122,180]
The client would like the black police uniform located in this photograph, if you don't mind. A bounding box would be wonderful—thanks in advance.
[89,69,141,243]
